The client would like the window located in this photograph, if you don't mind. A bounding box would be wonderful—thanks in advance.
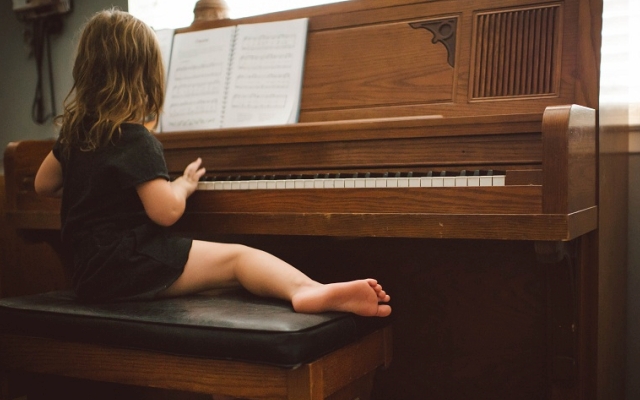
[128,0,347,30]
[601,0,640,126]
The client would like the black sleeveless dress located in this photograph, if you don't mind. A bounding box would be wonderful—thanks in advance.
[53,123,191,302]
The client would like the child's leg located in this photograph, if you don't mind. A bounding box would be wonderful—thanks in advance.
[157,240,391,317]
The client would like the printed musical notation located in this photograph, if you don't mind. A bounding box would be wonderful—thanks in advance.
[162,26,235,132]
[160,18,308,132]
[223,19,308,128]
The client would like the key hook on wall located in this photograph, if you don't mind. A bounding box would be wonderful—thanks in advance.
[30,15,62,124]
[14,0,73,124]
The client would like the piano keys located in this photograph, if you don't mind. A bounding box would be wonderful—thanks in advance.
[197,170,507,190]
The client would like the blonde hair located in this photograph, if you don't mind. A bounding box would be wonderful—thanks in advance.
[57,8,165,153]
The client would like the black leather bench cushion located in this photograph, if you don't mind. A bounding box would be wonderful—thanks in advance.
[0,290,389,367]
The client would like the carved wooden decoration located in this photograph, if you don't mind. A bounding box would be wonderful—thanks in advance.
[410,18,458,68]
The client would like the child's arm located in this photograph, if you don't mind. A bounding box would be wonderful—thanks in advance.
[137,157,205,227]
[34,151,64,198]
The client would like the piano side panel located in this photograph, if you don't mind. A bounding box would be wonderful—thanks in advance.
[0,175,69,300]
[542,105,596,214]
[3,140,54,212]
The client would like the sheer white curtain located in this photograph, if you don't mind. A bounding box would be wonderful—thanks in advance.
[601,0,640,128]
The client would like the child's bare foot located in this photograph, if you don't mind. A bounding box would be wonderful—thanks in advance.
[291,278,391,317]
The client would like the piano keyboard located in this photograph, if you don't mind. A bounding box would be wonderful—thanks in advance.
[197,170,506,190]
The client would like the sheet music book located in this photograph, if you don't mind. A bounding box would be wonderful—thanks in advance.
[154,28,175,132]
[161,18,309,132]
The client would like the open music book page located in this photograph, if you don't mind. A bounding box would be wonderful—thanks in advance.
[160,18,309,133]
[221,18,309,128]
[162,26,236,132]
[153,28,175,132]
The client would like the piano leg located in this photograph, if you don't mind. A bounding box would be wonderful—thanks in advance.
[0,370,27,400]
[0,370,8,400]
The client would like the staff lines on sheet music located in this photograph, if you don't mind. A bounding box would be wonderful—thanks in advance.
[168,116,218,128]
[168,82,222,98]
[233,73,291,90]
[167,99,219,117]
[231,93,288,109]
[177,44,227,59]
[239,34,298,50]
[237,53,295,70]
[174,61,225,73]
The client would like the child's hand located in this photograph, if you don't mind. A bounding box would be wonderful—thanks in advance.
[183,157,206,185]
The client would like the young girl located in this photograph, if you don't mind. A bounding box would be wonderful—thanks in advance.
[34,8,391,317]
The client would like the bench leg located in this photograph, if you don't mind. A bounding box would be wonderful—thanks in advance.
[0,370,25,400]
[0,371,8,400]
[325,370,375,400]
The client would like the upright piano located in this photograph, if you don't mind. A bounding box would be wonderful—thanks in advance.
[4,0,623,399]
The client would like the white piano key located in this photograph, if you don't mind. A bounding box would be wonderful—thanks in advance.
[492,175,505,186]
[420,177,432,187]
[467,177,480,186]
[408,177,421,187]
[455,176,468,187]
[375,178,387,188]
[365,178,376,188]
[197,181,211,190]
[443,176,456,187]
[431,177,444,187]
[479,176,492,186]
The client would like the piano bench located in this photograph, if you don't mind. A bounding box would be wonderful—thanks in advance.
[0,290,392,400]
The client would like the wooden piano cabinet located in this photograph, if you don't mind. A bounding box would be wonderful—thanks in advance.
[0,110,598,400]
[0,174,69,300]
[1,0,614,398]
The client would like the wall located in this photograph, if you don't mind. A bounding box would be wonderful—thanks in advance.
[0,0,128,170]
[628,126,640,400]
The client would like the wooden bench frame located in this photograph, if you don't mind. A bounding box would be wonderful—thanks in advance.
[0,325,392,400]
